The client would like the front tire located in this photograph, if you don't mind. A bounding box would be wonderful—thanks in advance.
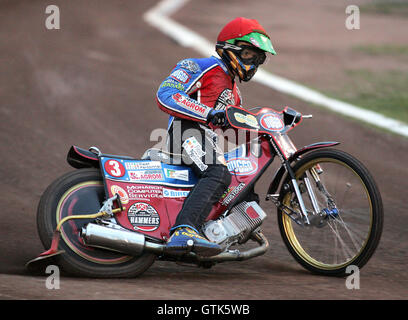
[37,168,156,278]
[277,149,383,276]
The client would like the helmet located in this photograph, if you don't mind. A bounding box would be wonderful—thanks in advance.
[216,17,276,82]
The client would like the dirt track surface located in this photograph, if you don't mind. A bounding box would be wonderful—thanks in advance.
[0,0,407,300]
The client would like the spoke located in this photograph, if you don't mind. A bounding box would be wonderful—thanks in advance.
[327,220,355,262]
[339,208,369,221]
[332,220,339,264]
[333,213,365,252]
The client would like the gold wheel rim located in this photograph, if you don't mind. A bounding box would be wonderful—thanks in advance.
[282,158,373,270]
[56,181,132,265]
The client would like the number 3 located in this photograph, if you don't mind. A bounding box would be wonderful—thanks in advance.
[105,160,124,177]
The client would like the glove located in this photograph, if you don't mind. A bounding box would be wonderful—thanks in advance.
[207,109,228,127]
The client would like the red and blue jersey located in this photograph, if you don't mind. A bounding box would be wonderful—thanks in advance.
[156,56,242,129]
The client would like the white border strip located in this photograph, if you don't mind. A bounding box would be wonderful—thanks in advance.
[144,0,408,137]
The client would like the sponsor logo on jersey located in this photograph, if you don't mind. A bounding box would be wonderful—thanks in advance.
[172,93,210,117]
[215,88,235,110]
[170,69,191,84]
[179,59,200,73]
[160,79,185,91]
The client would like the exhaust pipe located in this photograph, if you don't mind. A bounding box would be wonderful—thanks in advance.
[81,223,268,261]
[81,223,166,255]
[81,223,149,256]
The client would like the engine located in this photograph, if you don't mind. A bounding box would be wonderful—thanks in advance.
[202,201,267,246]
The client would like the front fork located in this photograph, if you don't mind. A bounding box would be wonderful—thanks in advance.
[268,159,335,227]
[285,160,311,225]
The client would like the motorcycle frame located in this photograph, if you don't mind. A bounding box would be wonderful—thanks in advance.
[66,107,339,240]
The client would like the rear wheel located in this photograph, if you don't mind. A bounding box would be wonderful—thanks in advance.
[37,168,156,278]
[277,149,383,276]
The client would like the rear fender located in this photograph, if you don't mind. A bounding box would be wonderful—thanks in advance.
[67,146,100,169]
[266,141,339,196]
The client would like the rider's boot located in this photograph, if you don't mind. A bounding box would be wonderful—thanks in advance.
[165,225,222,257]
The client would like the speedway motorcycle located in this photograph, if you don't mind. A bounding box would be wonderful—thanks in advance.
[27,105,383,277]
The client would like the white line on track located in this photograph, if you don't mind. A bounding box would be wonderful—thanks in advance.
[144,0,408,138]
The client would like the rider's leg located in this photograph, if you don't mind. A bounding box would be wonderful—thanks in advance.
[172,164,231,228]
[166,120,231,256]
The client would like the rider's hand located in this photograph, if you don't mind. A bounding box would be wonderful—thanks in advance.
[207,109,228,127]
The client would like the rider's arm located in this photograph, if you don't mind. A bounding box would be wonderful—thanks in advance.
[156,59,214,124]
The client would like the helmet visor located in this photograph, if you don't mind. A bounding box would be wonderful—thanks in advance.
[231,32,276,55]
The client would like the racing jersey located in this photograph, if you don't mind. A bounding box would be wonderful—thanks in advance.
[156,56,242,130]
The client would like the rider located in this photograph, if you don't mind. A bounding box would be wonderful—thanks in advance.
[156,17,276,257]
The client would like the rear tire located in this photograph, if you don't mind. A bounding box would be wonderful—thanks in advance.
[37,168,156,278]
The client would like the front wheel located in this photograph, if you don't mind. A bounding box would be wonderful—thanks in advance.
[277,149,383,276]
[37,168,156,278]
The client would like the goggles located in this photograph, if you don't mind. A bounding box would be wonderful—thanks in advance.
[237,45,267,66]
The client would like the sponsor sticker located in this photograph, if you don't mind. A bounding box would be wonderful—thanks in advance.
[126,185,163,201]
[172,93,210,117]
[127,202,160,232]
[164,168,189,181]
[179,59,200,73]
[182,137,208,171]
[215,89,235,110]
[234,112,260,129]
[189,153,207,171]
[183,137,205,156]
[221,182,246,206]
[110,185,129,204]
[125,161,162,171]
[170,69,191,83]
[128,170,164,181]
[160,79,185,91]
[260,113,284,131]
[227,158,258,176]
[163,188,190,198]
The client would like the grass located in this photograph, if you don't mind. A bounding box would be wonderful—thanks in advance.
[360,0,408,17]
[336,1,408,134]
[352,44,408,58]
[328,69,408,124]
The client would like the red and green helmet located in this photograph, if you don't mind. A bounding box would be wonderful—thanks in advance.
[216,17,276,81]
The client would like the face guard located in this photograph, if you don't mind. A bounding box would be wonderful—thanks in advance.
[216,41,270,82]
